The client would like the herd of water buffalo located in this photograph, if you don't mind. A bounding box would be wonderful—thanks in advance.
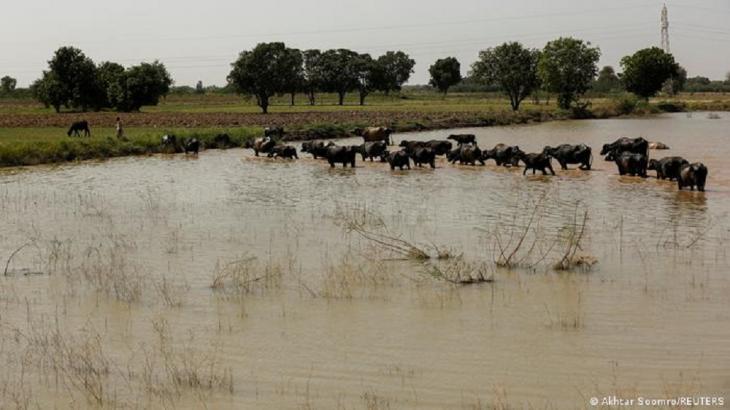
[65,121,707,192]
[233,126,707,192]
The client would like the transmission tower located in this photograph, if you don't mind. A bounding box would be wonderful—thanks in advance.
[661,4,670,53]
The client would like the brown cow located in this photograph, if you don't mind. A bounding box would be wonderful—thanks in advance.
[353,127,393,145]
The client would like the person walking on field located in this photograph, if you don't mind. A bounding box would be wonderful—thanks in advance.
[115,116,125,139]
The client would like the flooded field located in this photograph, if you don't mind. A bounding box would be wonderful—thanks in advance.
[1,113,729,409]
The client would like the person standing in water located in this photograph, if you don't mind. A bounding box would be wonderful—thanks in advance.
[115,116,124,139]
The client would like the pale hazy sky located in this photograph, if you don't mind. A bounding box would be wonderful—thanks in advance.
[1,0,729,87]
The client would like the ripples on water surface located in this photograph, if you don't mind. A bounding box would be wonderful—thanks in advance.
[0,113,729,408]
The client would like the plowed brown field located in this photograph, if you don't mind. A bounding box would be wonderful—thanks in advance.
[0,110,547,130]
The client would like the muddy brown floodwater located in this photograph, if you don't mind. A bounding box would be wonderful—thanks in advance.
[1,113,729,409]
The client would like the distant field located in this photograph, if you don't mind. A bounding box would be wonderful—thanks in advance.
[2,90,729,116]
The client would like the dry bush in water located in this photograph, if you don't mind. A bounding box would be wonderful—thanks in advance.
[1,314,234,408]
[554,207,597,271]
[318,254,397,299]
[211,255,283,296]
[427,256,494,285]
[482,192,557,270]
[335,206,430,260]
[142,318,234,401]
[7,317,114,406]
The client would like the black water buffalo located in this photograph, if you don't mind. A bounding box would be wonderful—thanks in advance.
[542,144,592,170]
[449,145,484,166]
[613,152,648,177]
[386,150,410,170]
[246,137,276,157]
[601,137,649,159]
[326,145,357,168]
[482,144,522,167]
[161,134,178,152]
[67,120,90,137]
[269,144,298,159]
[399,140,426,153]
[183,138,200,155]
[213,133,232,149]
[411,147,436,168]
[358,141,388,162]
[678,163,708,192]
[648,156,689,180]
[447,134,476,146]
[264,126,285,138]
[517,152,555,175]
[426,140,452,155]
[301,141,334,159]
[399,139,452,156]
[353,127,393,145]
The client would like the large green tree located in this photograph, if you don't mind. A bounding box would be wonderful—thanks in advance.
[538,37,601,109]
[281,48,304,106]
[428,57,462,95]
[33,47,104,112]
[354,54,376,105]
[31,72,65,112]
[117,62,172,112]
[96,61,126,108]
[371,51,415,95]
[1,76,17,94]
[302,49,324,105]
[227,42,301,113]
[319,49,360,105]
[471,42,540,111]
[620,47,679,99]
[592,66,621,94]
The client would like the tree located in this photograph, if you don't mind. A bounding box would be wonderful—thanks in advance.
[371,51,415,95]
[1,76,17,94]
[97,61,126,108]
[227,42,300,114]
[726,71,730,84]
[471,42,540,111]
[48,46,105,111]
[302,49,324,105]
[593,66,621,94]
[538,37,601,109]
[280,48,304,106]
[319,49,360,105]
[667,65,687,95]
[428,57,462,95]
[354,54,376,105]
[620,47,679,99]
[195,80,204,94]
[116,62,172,112]
[31,72,65,112]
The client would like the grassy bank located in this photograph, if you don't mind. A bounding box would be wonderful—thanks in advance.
[0,127,261,167]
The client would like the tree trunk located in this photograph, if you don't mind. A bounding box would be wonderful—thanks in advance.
[359,91,367,106]
[259,94,269,114]
[338,92,345,106]
[290,93,295,106]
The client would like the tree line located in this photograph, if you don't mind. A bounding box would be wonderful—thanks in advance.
[227,43,416,113]
[3,41,729,113]
[30,47,172,112]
